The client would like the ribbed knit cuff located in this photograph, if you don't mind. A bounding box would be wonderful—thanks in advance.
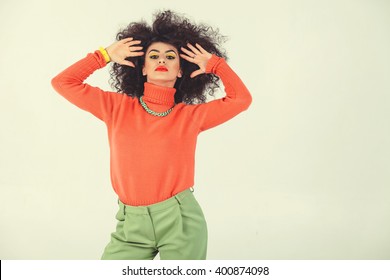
[205,54,224,74]
[94,50,109,67]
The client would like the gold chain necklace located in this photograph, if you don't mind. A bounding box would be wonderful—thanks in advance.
[139,96,176,117]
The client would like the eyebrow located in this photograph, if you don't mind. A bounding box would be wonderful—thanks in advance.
[148,49,177,54]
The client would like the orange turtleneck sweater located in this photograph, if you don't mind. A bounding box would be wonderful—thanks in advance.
[51,50,252,206]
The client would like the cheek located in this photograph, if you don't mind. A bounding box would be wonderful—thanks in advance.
[143,60,154,74]
[145,59,152,66]
[171,60,181,71]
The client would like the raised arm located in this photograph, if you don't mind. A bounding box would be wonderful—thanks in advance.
[180,43,252,131]
[51,38,144,122]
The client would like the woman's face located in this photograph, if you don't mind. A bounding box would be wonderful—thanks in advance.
[142,42,182,88]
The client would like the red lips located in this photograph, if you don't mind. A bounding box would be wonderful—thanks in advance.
[155,66,168,72]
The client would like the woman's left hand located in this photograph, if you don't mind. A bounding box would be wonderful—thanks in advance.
[180,43,212,78]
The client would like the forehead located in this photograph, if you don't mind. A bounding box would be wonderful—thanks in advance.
[147,42,178,53]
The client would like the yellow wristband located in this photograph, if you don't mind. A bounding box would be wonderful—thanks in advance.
[99,47,111,63]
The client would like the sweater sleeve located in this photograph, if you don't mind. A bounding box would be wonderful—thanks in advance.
[193,55,252,132]
[51,50,121,122]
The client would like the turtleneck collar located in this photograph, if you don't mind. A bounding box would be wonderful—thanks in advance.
[143,82,176,106]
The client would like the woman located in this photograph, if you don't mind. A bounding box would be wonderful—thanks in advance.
[51,10,252,260]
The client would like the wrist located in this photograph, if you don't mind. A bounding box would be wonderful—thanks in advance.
[205,54,223,74]
[99,47,111,63]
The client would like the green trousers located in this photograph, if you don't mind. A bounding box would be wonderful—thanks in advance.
[101,188,208,260]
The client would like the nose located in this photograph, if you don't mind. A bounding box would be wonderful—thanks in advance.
[158,57,166,64]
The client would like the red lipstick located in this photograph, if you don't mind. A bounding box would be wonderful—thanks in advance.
[155,66,168,72]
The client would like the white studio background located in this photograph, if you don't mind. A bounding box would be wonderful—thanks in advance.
[0,0,389,260]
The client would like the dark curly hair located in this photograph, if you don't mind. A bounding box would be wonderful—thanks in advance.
[110,10,228,104]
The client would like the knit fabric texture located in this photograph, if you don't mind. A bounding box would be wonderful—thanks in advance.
[52,51,252,205]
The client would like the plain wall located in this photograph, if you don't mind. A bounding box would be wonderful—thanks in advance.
[0,0,389,259]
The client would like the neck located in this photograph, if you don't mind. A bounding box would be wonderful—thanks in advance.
[146,79,176,88]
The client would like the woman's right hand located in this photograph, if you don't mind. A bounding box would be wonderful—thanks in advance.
[105,38,144,67]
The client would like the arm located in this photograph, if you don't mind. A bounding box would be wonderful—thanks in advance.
[51,38,144,122]
[51,50,115,122]
[181,44,252,131]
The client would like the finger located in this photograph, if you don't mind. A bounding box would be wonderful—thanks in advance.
[195,43,207,53]
[126,40,142,46]
[180,53,193,61]
[121,37,133,43]
[186,43,201,54]
[180,47,195,57]
[127,51,144,57]
[121,60,135,67]
[129,46,143,52]
[190,69,204,78]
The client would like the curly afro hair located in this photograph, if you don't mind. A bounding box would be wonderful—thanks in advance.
[110,10,228,104]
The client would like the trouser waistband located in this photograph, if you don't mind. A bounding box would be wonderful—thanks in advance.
[119,188,194,215]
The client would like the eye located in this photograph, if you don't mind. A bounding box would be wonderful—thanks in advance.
[149,54,159,59]
[166,55,176,60]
